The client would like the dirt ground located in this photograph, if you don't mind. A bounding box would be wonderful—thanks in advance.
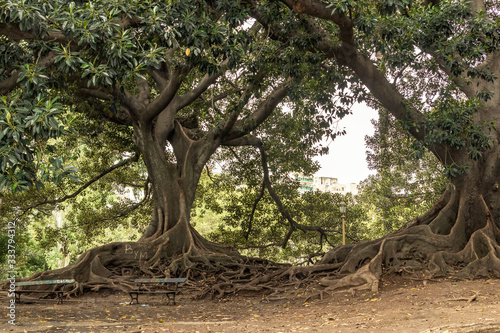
[1,276,500,333]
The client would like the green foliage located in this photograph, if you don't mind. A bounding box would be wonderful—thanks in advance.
[423,93,494,168]
[0,213,144,280]
[359,109,448,235]
[2,0,497,270]
[193,171,370,263]
[358,0,499,176]
[0,0,354,195]
[0,93,76,192]
[0,0,245,192]
[0,113,150,276]
[0,227,50,280]
[0,0,362,271]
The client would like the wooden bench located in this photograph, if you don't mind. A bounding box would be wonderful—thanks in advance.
[129,278,186,305]
[14,279,75,304]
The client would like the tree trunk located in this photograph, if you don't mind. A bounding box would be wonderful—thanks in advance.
[25,121,242,293]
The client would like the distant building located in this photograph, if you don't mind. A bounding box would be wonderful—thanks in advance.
[295,174,358,195]
[296,175,315,192]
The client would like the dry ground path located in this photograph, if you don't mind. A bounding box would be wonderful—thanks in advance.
[1,277,499,332]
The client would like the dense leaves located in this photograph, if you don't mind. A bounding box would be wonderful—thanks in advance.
[0,114,151,277]
[1,0,499,285]
[0,0,241,191]
[359,109,447,235]
[194,170,370,263]
[0,0,356,193]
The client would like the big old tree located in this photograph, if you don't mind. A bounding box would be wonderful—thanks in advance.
[0,0,352,289]
[2,0,500,295]
[248,0,500,291]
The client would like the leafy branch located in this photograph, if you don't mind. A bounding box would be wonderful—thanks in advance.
[9,152,140,223]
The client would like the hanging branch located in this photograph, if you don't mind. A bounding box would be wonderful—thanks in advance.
[226,147,265,240]
[224,136,336,249]
[256,143,335,249]
[245,181,266,240]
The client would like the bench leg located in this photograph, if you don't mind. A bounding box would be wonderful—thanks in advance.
[129,292,139,305]
[57,292,64,305]
[164,293,176,305]
[14,292,21,304]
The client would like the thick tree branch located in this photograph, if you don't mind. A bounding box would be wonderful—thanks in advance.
[116,15,143,30]
[256,0,452,161]
[76,90,132,125]
[264,3,426,147]
[348,54,426,142]
[148,59,175,92]
[211,70,269,139]
[251,8,346,63]
[141,66,187,123]
[0,22,67,43]
[0,50,58,94]
[224,79,291,141]
[281,0,356,58]
[0,74,19,95]
[333,50,448,162]
[0,14,141,43]
[154,104,177,144]
[149,67,169,91]
[153,61,225,143]
[469,0,487,14]
[135,76,151,104]
[79,88,113,101]
[279,0,352,26]
[172,60,229,113]
[222,136,263,147]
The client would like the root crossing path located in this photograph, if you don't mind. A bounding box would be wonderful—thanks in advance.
[2,277,500,333]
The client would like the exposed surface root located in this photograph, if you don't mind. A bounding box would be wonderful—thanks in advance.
[316,190,500,293]
[5,189,500,301]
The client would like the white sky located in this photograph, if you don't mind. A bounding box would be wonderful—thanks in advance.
[314,103,378,184]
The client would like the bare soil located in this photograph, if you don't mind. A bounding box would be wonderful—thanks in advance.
[1,276,499,333]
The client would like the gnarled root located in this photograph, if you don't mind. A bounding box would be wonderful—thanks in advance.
[317,190,500,293]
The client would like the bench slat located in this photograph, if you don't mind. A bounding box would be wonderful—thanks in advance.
[133,278,186,283]
[15,290,61,293]
[15,279,75,286]
[129,291,176,294]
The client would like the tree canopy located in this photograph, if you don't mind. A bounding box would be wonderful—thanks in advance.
[0,0,355,193]
[358,109,447,236]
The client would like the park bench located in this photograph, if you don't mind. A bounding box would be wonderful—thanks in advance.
[129,278,187,305]
[14,279,75,304]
